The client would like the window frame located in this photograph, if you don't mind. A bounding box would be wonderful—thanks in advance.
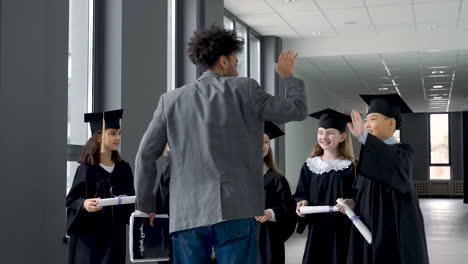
[428,113,451,180]
[224,9,262,80]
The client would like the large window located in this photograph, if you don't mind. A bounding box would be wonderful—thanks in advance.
[67,0,95,192]
[429,113,450,180]
[224,10,262,82]
[249,34,261,84]
[235,23,248,77]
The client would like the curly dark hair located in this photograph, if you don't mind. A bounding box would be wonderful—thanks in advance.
[187,25,244,70]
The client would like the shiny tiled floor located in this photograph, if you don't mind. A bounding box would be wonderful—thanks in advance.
[285,199,468,264]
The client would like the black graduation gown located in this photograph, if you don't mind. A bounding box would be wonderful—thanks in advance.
[294,158,355,264]
[348,134,429,264]
[66,161,135,264]
[257,169,297,264]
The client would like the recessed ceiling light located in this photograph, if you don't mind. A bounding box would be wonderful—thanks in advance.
[429,25,438,29]
[311,32,321,36]
[433,85,444,88]
[378,87,389,91]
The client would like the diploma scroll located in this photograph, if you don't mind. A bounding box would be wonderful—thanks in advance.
[336,198,372,244]
[97,195,136,206]
[299,206,339,214]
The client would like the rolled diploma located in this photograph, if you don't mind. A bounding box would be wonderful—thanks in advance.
[336,198,372,244]
[299,206,339,214]
[97,195,136,206]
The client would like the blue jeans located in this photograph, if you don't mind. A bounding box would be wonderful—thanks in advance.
[172,218,257,264]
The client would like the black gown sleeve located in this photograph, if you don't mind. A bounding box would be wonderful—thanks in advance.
[358,133,414,193]
[294,164,310,204]
[271,176,297,242]
[293,164,311,234]
[155,161,171,215]
[65,164,90,236]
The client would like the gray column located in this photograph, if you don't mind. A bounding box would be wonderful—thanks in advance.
[261,36,286,173]
[93,0,168,169]
[175,0,224,87]
[400,113,430,180]
[121,0,169,168]
[0,0,68,263]
[463,112,468,203]
[449,112,463,180]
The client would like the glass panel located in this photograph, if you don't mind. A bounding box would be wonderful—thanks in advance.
[430,114,449,164]
[393,130,400,142]
[223,16,234,30]
[67,0,94,191]
[430,166,450,180]
[67,161,80,194]
[235,23,248,77]
[249,34,261,83]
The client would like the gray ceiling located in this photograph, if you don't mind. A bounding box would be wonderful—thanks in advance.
[225,0,468,112]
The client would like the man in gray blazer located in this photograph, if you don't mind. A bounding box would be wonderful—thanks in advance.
[134,26,307,263]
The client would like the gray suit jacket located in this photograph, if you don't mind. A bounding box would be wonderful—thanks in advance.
[135,72,307,233]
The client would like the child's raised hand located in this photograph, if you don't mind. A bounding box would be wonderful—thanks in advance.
[83,198,103,212]
[296,200,308,217]
[347,109,365,138]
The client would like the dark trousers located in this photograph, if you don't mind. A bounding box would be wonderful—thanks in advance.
[172,218,257,264]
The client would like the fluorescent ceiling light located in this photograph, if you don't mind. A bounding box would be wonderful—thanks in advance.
[378,87,389,91]
[431,70,444,74]
[433,85,444,88]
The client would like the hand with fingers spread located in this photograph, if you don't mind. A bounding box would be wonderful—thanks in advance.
[336,198,355,214]
[83,198,103,213]
[275,50,299,79]
[296,200,308,217]
[255,209,273,223]
[347,109,365,138]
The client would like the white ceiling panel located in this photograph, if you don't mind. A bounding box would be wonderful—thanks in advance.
[238,13,290,33]
[368,5,414,25]
[224,0,273,16]
[364,0,411,7]
[324,8,373,26]
[375,23,415,34]
[314,0,364,10]
[265,0,318,13]
[279,11,334,33]
[414,2,460,27]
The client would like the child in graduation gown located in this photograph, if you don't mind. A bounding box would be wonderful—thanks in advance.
[256,121,297,264]
[66,109,135,264]
[294,109,356,264]
[339,94,429,264]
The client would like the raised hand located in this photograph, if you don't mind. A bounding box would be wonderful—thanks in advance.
[274,50,299,79]
[347,109,365,138]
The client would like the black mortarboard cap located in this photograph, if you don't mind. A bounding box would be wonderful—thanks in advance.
[359,93,412,130]
[309,108,351,133]
[84,109,124,134]
[264,121,285,140]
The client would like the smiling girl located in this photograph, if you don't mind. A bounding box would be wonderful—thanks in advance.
[66,109,135,264]
[294,109,355,264]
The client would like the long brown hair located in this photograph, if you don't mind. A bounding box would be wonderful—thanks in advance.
[309,132,355,160]
[264,148,280,173]
[78,132,122,165]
